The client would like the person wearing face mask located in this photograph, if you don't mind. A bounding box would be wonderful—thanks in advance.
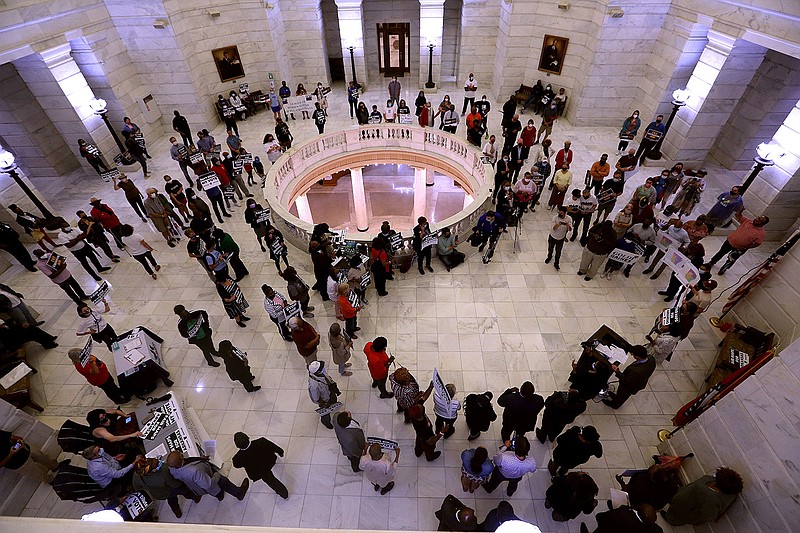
[536,101,559,144]
[164,175,191,224]
[594,170,625,223]
[493,153,511,203]
[502,113,522,154]
[660,162,685,209]
[495,179,514,218]
[462,73,478,114]
[384,99,396,123]
[168,136,193,187]
[512,172,537,217]
[508,139,526,183]
[482,134,498,167]
[617,111,641,154]
[243,199,269,251]
[704,185,744,231]
[435,95,451,129]
[313,82,329,115]
[634,114,666,165]
[143,187,182,247]
[588,154,610,195]
[112,174,148,222]
[546,206,572,270]
[571,188,598,242]
[519,119,537,159]
[76,302,118,352]
[548,164,573,209]
[57,225,110,282]
[475,94,491,136]
[76,210,121,263]
[388,76,401,105]
[442,103,460,134]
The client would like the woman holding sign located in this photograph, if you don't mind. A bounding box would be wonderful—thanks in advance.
[337,283,362,339]
[412,216,435,275]
[69,348,130,403]
[265,224,290,273]
[244,199,269,252]
[219,340,260,392]
[216,276,250,328]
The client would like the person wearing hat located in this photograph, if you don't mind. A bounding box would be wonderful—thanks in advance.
[68,348,130,403]
[548,425,603,477]
[32,248,88,303]
[288,316,320,366]
[307,361,339,429]
[174,304,220,367]
[231,432,288,499]
[218,340,260,392]
[132,456,192,518]
[166,451,249,502]
[602,344,656,409]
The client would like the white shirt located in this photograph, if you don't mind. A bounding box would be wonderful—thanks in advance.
[550,215,571,240]
[384,105,396,121]
[264,140,282,163]
[122,233,148,256]
[482,142,497,164]
[360,453,397,486]
[78,310,108,335]
[464,77,478,97]
[493,447,536,479]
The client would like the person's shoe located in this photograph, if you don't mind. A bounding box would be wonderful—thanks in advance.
[146,155,152,159]
[570,235,577,242]
[467,433,479,441]
[478,244,485,252]
[354,327,361,331]
[418,268,425,275]
[554,264,560,270]
[577,271,585,276]
[719,266,729,275]
[340,371,353,376]
[663,296,673,302]
[428,451,441,462]
[141,217,148,222]
[379,393,393,399]
[241,315,251,321]
[602,399,617,409]
[580,523,590,533]
[657,290,669,295]
[26,266,38,272]
[544,256,551,264]
[378,291,389,296]
[237,321,247,327]
[380,481,395,495]
[155,265,161,272]
[52,459,71,472]
[168,241,176,248]
[374,483,381,492]
[246,194,254,198]
[112,256,121,263]
[623,270,630,278]
[237,478,250,500]
[98,266,111,272]
[224,213,232,218]
[642,268,653,275]
[151,273,158,280]
[35,320,46,326]
[445,265,451,272]
[208,361,221,367]
[174,508,183,518]
[260,246,266,252]
[345,362,352,367]
[322,421,334,429]
[584,276,592,281]
[350,334,358,339]
[304,312,315,318]
[426,265,434,273]
[217,490,225,501]
[547,460,557,477]
[307,306,315,312]
[649,273,659,280]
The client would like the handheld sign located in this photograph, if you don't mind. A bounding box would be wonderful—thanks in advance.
[659,308,681,328]
[46,251,67,270]
[270,238,286,256]
[255,208,271,224]
[232,347,248,361]
[398,113,413,124]
[176,144,188,158]
[100,168,121,183]
[654,232,680,252]
[607,248,642,266]
[223,185,236,200]
[368,116,381,125]
[197,172,221,190]
[79,337,93,367]
[388,233,403,251]
[89,280,111,305]
[223,107,235,118]
[316,402,342,418]
[360,271,371,290]
[134,132,146,149]
[189,152,204,165]
[421,232,439,250]
[337,270,350,284]
[432,368,450,403]
[239,83,249,93]
[281,301,301,323]
[366,437,399,450]
[232,159,244,175]
[240,153,253,164]
[346,290,360,308]
[596,187,616,205]
[85,144,101,156]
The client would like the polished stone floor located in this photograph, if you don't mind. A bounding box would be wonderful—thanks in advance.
[3,81,774,532]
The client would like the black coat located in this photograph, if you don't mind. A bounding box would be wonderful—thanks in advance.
[497,387,544,433]
[435,494,478,532]
[617,356,656,395]
[591,507,663,533]
[541,391,587,429]
[553,426,603,469]
[232,437,283,480]
[464,393,497,432]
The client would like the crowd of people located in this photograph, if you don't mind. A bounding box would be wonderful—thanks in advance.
[0,82,759,531]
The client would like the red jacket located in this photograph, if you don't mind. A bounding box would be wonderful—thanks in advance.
[555,148,573,169]
[338,294,357,319]
[364,342,390,380]
[211,164,231,187]
[74,357,111,387]
[90,204,121,230]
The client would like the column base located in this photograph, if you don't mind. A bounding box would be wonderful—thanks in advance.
[645,150,663,160]
[425,81,436,89]
[357,226,369,232]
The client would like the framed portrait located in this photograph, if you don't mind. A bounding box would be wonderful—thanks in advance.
[212,46,245,82]
[538,35,569,75]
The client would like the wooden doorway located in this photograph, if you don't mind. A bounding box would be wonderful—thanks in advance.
[377,23,410,77]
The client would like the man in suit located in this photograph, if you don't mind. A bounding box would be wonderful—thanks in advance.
[435,494,478,531]
[166,451,248,501]
[231,432,288,499]
[581,503,662,533]
[508,139,526,183]
[333,411,365,472]
[602,345,656,409]
[497,381,544,442]
[479,501,519,532]
[536,389,587,443]
[464,391,497,441]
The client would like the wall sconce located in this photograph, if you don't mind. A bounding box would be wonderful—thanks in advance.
[609,7,624,17]
[672,88,691,105]
[208,10,221,17]
[153,19,168,29]
[557,2,571,10]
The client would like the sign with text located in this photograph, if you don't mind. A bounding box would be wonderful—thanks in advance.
[79,337,93,367]
[315,401,342,418]
[232,159,244,175]
[255,208,271,224]
[197,172,221,190]
[607,248,642,266]
[134,132,146,148]
[100,168,120,182]
[89,280,111,305]
[189,152,204,165]
[240,153,253,164]
[359,271,371,290]
[366,437,399,450]
[281,301,301,323]
[659,308,681,328]
[663,246,700,286]
[223,185,236,200]
[270,238,286,256]
[398,113,413,124]
[346,290,360,309]
[282,95,314,115]
[388,233,403,251]
[421,233,439,250]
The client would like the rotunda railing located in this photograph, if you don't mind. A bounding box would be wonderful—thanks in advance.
[264,124,494,251]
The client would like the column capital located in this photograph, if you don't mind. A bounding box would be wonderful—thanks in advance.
[38,43,73,68]
[419,0,446,6]
[334,0,362,10]
[706,30,736,55]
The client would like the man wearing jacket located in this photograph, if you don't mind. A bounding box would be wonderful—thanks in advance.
[174,305,220,367]
[333,411,365,472]
[497,381,544,442]
[602,345,656,409]
[578,220,617,281]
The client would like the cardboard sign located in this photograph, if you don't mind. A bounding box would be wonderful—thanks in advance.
[134,132,145,148]
[360,271,371,290]
[255,209,271,224]
[232,159,244,175]
[223,185,236,200]
[189,152,204,164]
[366,437,399,450]
[176,144,188,158]
[85,144,101,156]
[282,95,314,115]
[197,172,221,190]
[239,83,249,93]
[368,116,382,124]
[421,233,439,250]
[644,129,664,142]
[222,107,236,118]
[45,251,67,271]
[659,308,681,328]
[79,337,93,367]
[315,401,343,417]
[607,248,642,266]
[654,232,680,252]
[388,233,403,251]
[398,113,413,124]
[281,301,301,323]
[100,168,120,183]
[347,290,360,308]
[433,368,450,403]
[240,153,253,164]
[89,280,111,305]
[663,246,700,286]
[270,238,286,256]
[596,188,616,205]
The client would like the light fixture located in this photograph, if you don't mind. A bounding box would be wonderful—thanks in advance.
[153,19,168,29]
[88,97,107,114]
[207,10,221,17]
[609,7,624,17]
[672,87,691,105]
[0,147,55,218]
[0,147,16,172]
[755,141,785,165]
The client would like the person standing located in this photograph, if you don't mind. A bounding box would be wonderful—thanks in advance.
[78,139,109,174]
[390,367,433,423]
[347,81,360,118]
[262,285,293,341]
[88,198,125,249]
[174,305,220,367]
[588,154,610,195]
[218,340,260,392]
[120,224,161,280]
[75,303,117,352]
[545,206,571,271]
[476,94,491,135]
[168,137,193,187]
[123,131,150,177]
[412,216,435,275]
[337,283,362,339]
[536,101,559,144]
[508,139,526,183]
[364,336,394,398]
[704,185,744,230]
[232,432,288,499]
[462,73,478,114]
[265,225,290,274]
[570,188,598,243]
[548,425,603,476]
[282,267,314,317]
[433,383,461,439]
[388,76,401,105]
[615,148,638,179]
[502,113,522,154]
[578,220,617,281]
[32,249,88,303]
[163,176,190,224]
[460,446,493,493]
[442,104,460,134]
[594,171,625,223]
[131,458,192,518]
[288,316,320,367]
[113,175,148,222]
[545,471,599,522]
[0,222,37,271]
[215,275,250,327]
[435,494,478,531]
[312,102,326,134]
[333,411,365,472]
[663,467,743,527]
[167,451,249,502]
[172,110,193,147]
[483,436,537,497]
[548,164,573,209]
[409,404,445,462]
[634,114,666,165]
[602,345,655,409]
[0,283,41,327]
[57,226,110,282]
[536,389,587,444]
[8,204,56,252]
[617,110,641,154]
[705,213,768,274]
[497,381,544,442]
[68,349,130,403]
[361,443,399,495]
[213,228,248,281]
[482,134,498,167]
[275,117,294,150]
[307,361,339,429]
[329,323,352,376]
[580,504,662,533]
[143,188,181,248]
[369,237,391,296]
[464,391,496,440]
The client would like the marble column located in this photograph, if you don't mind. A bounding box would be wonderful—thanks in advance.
[425,167,435,186]
[295,193,314,224]
[490,0,531,100]
[419,0,445,88]
[710,50,800,171]
[282,0,330,84]
[662,33,766,166]
[745,98,800,240]
[458,0,500,90]
[13,44,107,175]
[334,0,367,85]
[350,166,369,231]
[413,166,427,221]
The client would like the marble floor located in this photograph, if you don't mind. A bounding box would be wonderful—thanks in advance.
[3,81,775,532]
[293,164,468,231]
